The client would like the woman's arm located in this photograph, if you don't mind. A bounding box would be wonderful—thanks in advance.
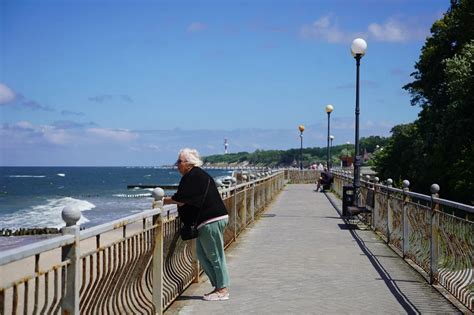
[163,196,185,207]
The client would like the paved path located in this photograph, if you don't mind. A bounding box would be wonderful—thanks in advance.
[166,184,460,314]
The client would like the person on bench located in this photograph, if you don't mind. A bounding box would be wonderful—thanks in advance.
[316,167,333,192]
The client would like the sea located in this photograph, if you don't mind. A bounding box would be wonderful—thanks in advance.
[0,167,232,250]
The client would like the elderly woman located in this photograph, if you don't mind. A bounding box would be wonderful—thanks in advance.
[163,148,230,301]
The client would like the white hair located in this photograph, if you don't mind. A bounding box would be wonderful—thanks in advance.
[179,148,203,167]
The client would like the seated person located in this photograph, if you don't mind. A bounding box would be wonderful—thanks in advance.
[316,168,333,192]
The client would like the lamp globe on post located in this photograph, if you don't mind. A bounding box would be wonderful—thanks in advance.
[325,104,334,170]
[351,38,367,206]
[298,125,305,170]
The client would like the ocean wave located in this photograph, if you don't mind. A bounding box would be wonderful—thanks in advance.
[8,175,46,178]
[0,197,95,229]
[57,173,66,177]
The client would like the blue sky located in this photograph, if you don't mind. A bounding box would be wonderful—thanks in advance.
[0,0,448,166]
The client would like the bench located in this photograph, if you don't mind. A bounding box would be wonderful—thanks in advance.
[346,189,375,222]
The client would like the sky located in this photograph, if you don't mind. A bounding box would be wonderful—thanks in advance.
[0,0,449,166]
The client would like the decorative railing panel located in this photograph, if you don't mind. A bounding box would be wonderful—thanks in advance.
[285,170,319,184]
[332,170,473,311]
[388,196,403,251]
[405,202,431,272]
[0,261,68,314]
[436,212,473,310]
[373,190,387,237]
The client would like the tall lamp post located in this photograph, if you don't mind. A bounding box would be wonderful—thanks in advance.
[325,104,333,169]
[329,135,334,169]
[351,38,367,206]
[298,125,305,170]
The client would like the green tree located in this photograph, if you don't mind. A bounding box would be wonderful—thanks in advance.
[379,0,474,203]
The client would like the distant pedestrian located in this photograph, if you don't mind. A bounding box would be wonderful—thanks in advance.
[317,163,324,171]
[316,167,333,192]
[163,148,230,301]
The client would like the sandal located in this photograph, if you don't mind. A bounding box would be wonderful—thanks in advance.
[202,291,229,301]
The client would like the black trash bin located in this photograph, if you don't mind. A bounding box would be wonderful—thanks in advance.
[342,185,355,216]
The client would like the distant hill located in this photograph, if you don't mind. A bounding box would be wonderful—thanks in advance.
[203,136,389,167]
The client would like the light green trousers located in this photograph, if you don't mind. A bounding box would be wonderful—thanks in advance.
[196,218,230,289]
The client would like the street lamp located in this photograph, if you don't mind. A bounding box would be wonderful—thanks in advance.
[351,38,367,206]
[329,135,334,169]
[298,125,305,170]
[325,104,334,169]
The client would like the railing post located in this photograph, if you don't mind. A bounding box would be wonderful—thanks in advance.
[152,188,165,314]
[429,183,440,285]
[61,206,81,315]
[386,178,393,244]
[233,180,237,240]
[402,180,410,258]
[372,177,379,230]
[251,181,255,222]
[243,187,247,228]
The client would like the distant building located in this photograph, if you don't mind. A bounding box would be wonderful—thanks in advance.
[340,156,353,167]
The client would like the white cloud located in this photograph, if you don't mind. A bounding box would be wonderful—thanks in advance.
[16,121,34,129]
[0,83,16,104]
[86,128,139,142]
[300,15,352,43]
[43,127,72,145]
[187,22,207,33]
[301,15,428,44]
[367,18,426,42]
[147,144,160,151]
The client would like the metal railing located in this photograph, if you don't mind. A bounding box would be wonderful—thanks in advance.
[285,169,319,184]
[0,171,286,314]
[332,170,474,312]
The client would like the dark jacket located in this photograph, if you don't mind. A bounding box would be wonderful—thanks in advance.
[172,167,228,226]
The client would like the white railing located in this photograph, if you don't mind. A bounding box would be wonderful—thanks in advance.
[332,170,473,312]
[0,171,286,314]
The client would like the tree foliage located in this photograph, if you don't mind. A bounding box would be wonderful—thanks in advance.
[203,136,387,168]
[375,0,474,204]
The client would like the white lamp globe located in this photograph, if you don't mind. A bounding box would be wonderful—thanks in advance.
[351,38,367,57]
[325,104,334,113]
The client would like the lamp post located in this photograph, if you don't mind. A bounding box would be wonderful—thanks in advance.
[329,135,334,169]
[298,125,305,170]
[325,104,333,170]
[351,38,367,206]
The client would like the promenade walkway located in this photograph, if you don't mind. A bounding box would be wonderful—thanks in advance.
[167,184,460,314]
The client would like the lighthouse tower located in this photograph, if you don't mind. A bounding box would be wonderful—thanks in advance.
[224,138,228,154]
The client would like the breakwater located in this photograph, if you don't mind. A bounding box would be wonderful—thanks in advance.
[0,227,61,236]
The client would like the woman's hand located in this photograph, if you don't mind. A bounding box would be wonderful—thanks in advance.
[163,196,185,207]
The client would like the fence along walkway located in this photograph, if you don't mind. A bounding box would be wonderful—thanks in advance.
[166,184,461,314]
[0,172,286,315]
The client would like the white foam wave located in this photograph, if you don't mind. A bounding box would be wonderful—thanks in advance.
[8,175,46,178]
[0,197,95,229]
[57,173,66,177]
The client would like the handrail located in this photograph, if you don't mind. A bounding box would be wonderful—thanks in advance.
[79,207,165,240]
[333,170,474,214]
[218,171,283,194]
[0,234,75,265]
